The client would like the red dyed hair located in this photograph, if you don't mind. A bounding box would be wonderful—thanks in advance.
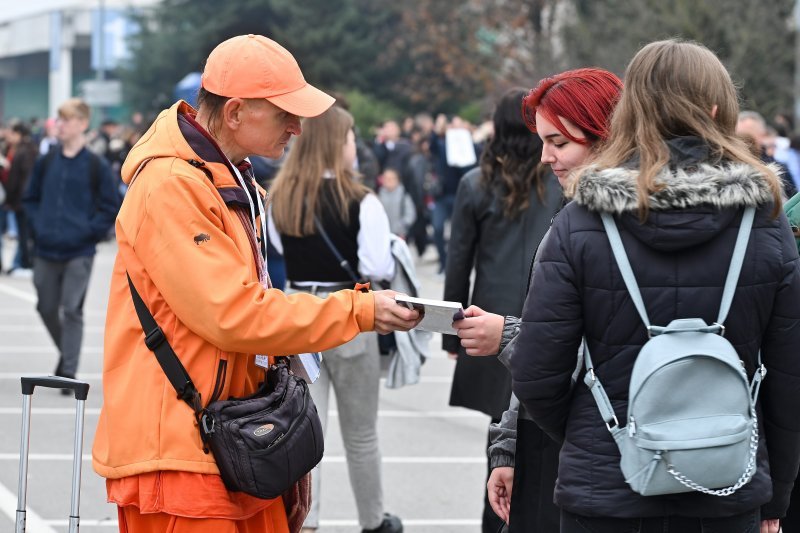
[522,68,623,145]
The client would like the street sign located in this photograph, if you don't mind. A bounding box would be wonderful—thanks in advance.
[80,79,123,107]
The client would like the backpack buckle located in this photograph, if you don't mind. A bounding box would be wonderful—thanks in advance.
[606,415,619,431]
[712,322,726,337]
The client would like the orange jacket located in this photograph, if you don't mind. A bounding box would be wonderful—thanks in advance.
[92,101,375,480]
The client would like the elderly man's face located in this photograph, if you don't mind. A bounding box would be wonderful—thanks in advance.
[235,99,302,159]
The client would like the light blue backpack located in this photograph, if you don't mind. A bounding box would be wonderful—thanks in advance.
[585,207,766,496]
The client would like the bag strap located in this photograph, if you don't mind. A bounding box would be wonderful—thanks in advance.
[126,273,201,413]
[600,206,755,334]
[314,215,362,284]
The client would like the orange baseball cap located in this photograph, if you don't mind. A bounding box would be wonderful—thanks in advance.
[201,34,335,118]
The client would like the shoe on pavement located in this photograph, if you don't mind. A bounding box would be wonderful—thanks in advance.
[362,513,403,533]
[9,268,33,279]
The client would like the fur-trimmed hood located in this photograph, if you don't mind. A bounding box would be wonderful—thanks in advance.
[568,159,781,252]
[572,162,778,214]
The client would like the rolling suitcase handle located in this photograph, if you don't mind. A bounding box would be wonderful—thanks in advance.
[17,377,90,533]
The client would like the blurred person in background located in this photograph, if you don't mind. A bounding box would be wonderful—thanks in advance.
[22,98,119,385]
[269,105,403,533]
[429,114,478,273]
[737,110,798,197]
[377,166,416,239]
[3,121,39,275]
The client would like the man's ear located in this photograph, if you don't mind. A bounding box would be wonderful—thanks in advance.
[222,98,246,131]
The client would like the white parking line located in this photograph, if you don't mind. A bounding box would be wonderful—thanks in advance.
[0,325,104,333]
[0,284,36,304]
[0,479,58,533]
[0,346,103,354]
[0,453,484,464]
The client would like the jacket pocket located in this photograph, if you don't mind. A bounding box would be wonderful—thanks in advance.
[208,354,229,405]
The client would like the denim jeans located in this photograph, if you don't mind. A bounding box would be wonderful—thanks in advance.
[560,509,760,533]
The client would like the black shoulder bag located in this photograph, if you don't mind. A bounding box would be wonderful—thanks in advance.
[126,274,324,499]
[314,216,397,354]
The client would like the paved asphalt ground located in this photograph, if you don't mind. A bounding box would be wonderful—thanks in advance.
[0,237,490,532]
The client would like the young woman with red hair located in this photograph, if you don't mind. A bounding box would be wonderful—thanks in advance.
[452,67,622,532]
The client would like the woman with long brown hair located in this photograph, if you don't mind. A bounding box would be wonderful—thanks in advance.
[269,106,402,533]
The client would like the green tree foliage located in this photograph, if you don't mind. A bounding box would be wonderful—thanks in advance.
[121,0,401,116]
[121,0,497,118]
[563,0,796,120]
[121,0,796,126]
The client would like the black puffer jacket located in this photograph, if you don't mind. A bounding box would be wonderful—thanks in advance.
[510,139,800,519]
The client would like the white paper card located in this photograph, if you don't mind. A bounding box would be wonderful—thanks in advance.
[254,355,270,369]
[289,352,323,383]
[395,295,465,335]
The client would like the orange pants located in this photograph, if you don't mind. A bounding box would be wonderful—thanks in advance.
[117,502,290,533]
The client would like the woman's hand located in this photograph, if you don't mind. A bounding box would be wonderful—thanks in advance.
[487,466,514,524]
[372,290,421,334]
[760,519,780,533]
[452,305,505,356]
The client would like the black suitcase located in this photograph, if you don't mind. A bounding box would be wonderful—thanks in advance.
[16,376,90,533]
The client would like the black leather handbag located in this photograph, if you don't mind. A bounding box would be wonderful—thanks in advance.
[127,274,324,499]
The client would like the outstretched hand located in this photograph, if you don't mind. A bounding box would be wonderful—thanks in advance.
[372,290,421,335]
[452,305,505,356]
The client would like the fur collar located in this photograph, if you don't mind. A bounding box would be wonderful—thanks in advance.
[571,162,779,213]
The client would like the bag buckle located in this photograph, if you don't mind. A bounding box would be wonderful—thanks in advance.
[712,322,726,337]
[201,413,215,435]
[144,326,166,350]
[606,415,620,432]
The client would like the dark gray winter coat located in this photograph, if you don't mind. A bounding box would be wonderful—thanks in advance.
[445,168,562,418]
[511,141,800,519]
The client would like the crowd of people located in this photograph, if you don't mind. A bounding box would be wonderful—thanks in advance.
[2,31,800,533]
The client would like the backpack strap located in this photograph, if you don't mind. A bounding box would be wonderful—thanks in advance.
[600,206,756,335]
[600,212,652,331]
[717,206,756,326]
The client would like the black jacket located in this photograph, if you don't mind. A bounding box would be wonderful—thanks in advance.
[511,139,800,519]
[445,167,562,418]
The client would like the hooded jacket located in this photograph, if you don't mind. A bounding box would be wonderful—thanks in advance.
[510,138,800,519]
[93,101,375,480]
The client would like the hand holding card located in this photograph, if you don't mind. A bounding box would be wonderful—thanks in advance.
[394,295,464,335]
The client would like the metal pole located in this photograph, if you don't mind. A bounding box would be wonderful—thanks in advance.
[68,399,86,533]
[97,0,106,120]
[97,0,105,81]
[15,394,32,533]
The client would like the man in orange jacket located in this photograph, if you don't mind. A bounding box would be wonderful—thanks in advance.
[92,34,420,533]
